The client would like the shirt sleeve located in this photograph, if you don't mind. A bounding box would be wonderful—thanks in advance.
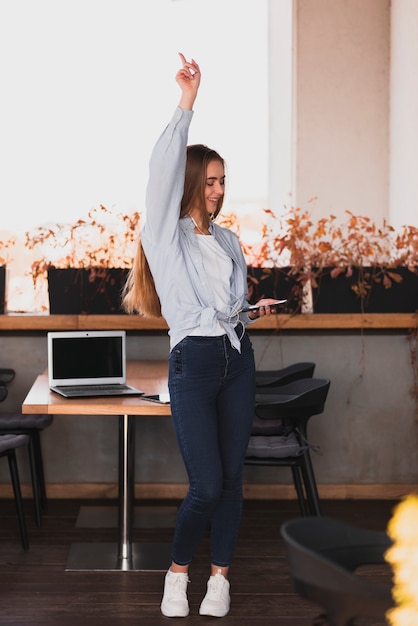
[143,107,194,247]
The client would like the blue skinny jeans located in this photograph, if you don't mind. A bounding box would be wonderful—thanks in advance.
[168,329,255,568]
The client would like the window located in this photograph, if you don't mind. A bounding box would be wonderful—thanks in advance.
[0,0,292,312]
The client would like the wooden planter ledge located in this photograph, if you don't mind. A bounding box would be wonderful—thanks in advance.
[0,313,417,331]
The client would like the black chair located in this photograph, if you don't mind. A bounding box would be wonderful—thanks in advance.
[0,433,31,550]
[0,368,53,525]
[0,381,7,403]
[245,377,330,516]
[280,516,393,626]
[256,361,315,388]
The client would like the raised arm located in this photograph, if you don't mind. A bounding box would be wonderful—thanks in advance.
[143,54,201,245]
[176,53,201,110]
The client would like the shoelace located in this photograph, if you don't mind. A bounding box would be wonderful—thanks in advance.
[169,574,189,598]
[206,574,226,600]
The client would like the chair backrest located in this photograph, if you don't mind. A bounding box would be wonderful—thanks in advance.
[253,364,318,435]
[281,517,393,625]
[0,368,15,402]
[0,382,7,403]
[255,378,331,422]
[256,362,316,388]
[0,433,29,455]
[0,368,16,384]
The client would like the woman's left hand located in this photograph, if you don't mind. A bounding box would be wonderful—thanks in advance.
[248,298,282,320]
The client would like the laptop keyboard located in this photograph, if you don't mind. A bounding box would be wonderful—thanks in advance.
[68,384,131,392]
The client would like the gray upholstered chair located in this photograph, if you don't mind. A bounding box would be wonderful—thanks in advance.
[0,369,53,525]
[281,516,393,625]
[246,377,330,516]
[0,432,31,549]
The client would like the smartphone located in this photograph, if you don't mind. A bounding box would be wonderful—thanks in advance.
[242,299,287,312]
[142,393,171,404]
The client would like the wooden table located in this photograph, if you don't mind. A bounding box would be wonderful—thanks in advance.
[22,360,173,571]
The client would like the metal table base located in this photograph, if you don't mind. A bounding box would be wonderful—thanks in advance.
[66,542,172,571]
[66,414,172,571]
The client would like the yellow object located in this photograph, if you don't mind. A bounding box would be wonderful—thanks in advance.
[385,495,418,625]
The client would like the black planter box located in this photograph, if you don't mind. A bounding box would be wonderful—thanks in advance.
[312,266,418,313]
[246,266,303,313]
[48,268,129,314]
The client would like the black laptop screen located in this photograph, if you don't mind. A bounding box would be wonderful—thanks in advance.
[52,336,123,380]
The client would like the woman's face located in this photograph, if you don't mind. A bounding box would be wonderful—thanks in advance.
[205,159,225,215]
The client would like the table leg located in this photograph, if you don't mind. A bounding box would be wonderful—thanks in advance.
[118,413,135,561]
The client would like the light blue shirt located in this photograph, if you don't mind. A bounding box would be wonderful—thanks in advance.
[141,107,254,351]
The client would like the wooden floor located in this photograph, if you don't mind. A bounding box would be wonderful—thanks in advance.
[0,497,396,625]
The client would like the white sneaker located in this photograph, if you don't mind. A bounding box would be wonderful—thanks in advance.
[199,570,231,618]
[160,569,190,618]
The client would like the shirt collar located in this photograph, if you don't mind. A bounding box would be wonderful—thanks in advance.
[180,216,215,235]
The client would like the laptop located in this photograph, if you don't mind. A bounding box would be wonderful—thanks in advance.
[47,330,144,398]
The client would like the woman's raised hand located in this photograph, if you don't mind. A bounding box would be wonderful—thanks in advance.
[176,53,201,110]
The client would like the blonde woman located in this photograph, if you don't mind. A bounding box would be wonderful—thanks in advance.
[123,53,279,618]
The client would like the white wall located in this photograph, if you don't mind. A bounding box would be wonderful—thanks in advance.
[294,0,390,223]
[268,0,293,213]
[390,0,418,229]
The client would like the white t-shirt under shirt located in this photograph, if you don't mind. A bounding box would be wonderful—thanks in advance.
[188,234,233,337]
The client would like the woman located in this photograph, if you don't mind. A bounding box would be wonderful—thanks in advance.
[123,53,280,619]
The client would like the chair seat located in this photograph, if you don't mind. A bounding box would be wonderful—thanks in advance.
[0,413,53,430]
[246,433,302,458]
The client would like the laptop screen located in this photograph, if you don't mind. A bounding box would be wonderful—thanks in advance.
[47,330,127,387]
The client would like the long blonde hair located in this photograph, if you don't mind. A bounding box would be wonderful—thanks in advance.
[122,144,225,316]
